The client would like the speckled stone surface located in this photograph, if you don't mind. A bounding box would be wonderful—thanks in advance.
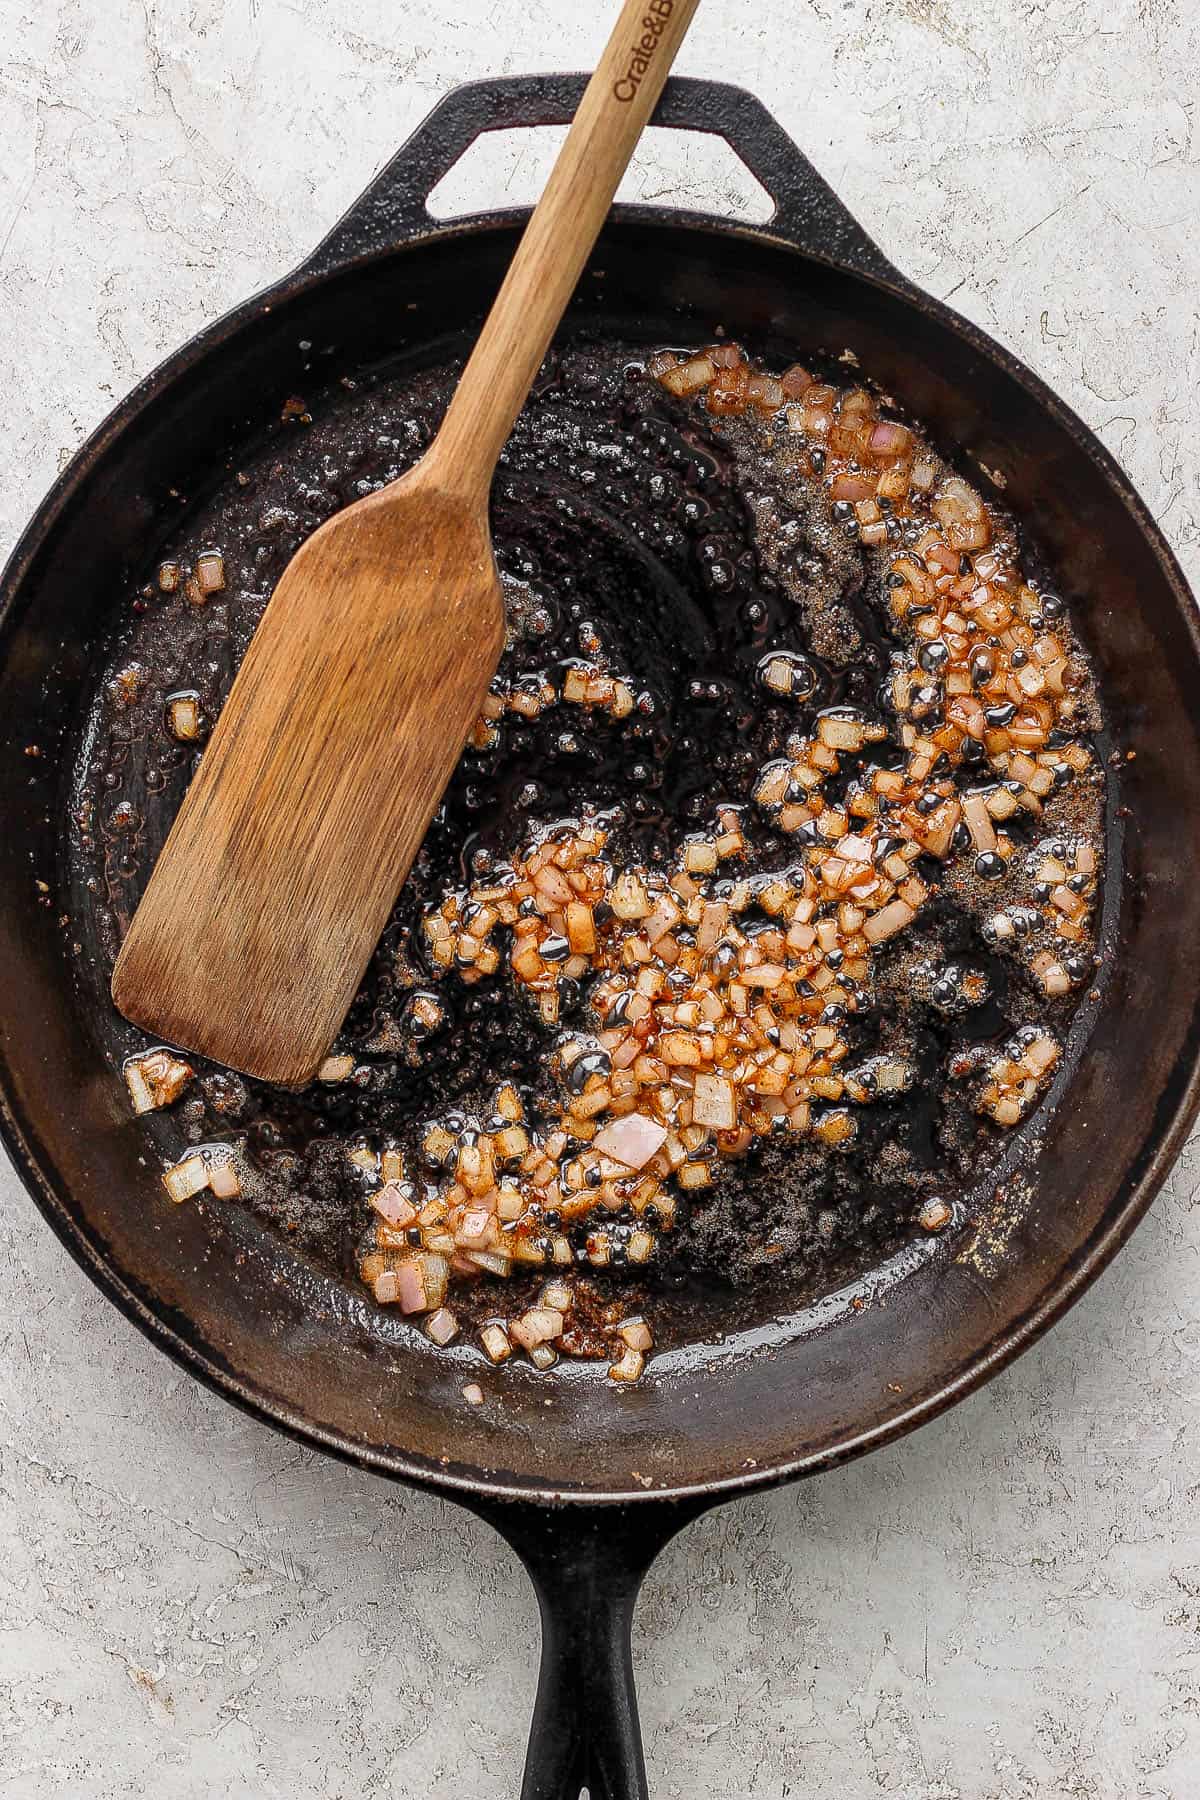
[2,3,1199,1795]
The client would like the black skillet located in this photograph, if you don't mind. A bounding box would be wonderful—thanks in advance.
[3,76,1199,1798]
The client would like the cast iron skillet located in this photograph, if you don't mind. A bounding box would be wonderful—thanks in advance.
[3,75,1200,1798]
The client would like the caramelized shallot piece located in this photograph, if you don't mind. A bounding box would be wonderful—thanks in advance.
[208,1159,242,1199]
[593,1113,669,1170]
[125,1048,193,1115]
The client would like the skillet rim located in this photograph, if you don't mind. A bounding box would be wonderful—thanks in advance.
[3,205,1199,1509]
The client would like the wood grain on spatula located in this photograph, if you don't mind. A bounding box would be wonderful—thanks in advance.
[114,482,503,1086]
[113,0,702,1086]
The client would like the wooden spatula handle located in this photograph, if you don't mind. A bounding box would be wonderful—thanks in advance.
[432,0,702,497]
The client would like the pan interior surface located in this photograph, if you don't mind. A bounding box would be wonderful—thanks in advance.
[3,219,1198,1499]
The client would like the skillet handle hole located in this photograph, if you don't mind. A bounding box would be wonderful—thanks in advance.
[426,124,775,225]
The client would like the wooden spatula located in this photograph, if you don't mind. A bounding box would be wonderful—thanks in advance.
[113,0,701,1086]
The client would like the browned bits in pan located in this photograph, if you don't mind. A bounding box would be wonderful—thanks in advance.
[84,337,1107,1386]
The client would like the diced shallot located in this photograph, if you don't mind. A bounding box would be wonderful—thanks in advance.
[371,1182,417,1228]
[318,1054,354,1082]
[510,1307,565,1351]
[961,792,997,853]
[125,1048,193,1115]
[379,1252,449,1315]
[593,1113,669,1170]
[919,1197,952,1232]
[931,477,991,551]
[609,1346,645,1383]
[480,1322,512,1364]
[863,899,916,944]
[426,1307,460,1346]
[870,420,913,458]
[162,1155,209,1204]
[661,354,716,397]
[618,1317,653,1353]
[165,692,203,742]
[692,1073,737,1131]
[829,472,876,503]
[196,552,226,593]
[208,1159,242,1199]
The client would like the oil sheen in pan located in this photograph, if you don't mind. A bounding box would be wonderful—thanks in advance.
[63,336,1116,1358]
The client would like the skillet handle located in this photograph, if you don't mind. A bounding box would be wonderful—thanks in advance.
[302,73,903,289]
[488,1501,701,1800]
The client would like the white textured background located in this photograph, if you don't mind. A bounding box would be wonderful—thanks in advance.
[2,2,1199,1795]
